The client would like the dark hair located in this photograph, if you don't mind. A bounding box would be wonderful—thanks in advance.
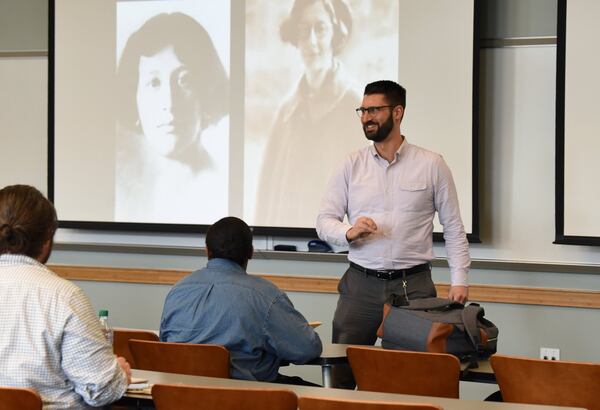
[205,217,253,268]
[117,12,229,134]
[0,185,57,258]
[280,0,352,55]
[364,80,406,109]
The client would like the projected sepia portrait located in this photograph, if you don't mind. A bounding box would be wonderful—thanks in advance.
[115,1,230,224]
[52,1,475,232]
[246,0,399,227]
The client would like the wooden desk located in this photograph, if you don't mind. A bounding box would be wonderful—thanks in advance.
[120,369,583,410]
[304,343,351,387]
[307,344,496,387]
[461,359,496,383]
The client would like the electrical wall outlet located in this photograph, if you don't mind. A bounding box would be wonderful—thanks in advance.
[540,347,560,361]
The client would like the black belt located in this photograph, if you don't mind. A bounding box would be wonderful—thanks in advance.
[349,262,430,280]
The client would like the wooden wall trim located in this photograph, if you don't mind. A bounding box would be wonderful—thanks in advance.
[52,265,186,285]
[50,265,600,309]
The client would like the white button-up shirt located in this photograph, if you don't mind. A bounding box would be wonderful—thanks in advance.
[0,254,128,409]
[316,141,470,285]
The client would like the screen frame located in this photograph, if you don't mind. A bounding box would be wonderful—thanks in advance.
[47,0,481,242]
[554,0,600,246]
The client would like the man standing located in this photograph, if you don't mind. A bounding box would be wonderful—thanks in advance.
[316,80,470,387]
[0,185,131,409]
[160,216,322,385]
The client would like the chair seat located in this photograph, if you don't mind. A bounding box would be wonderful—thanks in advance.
[299,396,443,410]
[0,386,42,410]
[152,384,297,410]
[129,339,230,378]
[347,346,460,398]
[491,353,600,410]
[113,329,159,367]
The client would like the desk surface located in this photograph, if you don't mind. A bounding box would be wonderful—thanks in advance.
[126,369,583,410]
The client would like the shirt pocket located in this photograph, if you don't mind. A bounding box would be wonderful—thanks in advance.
[397,181,431,212]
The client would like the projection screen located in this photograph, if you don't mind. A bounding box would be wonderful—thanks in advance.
[50,0,478,239]
[556,0,600,245]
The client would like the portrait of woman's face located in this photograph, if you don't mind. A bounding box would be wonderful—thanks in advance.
[114,5,231,225]
[296,1,335,71]
[136,45,201,157]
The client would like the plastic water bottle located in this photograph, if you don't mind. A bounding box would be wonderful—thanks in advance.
[98,309,114,345]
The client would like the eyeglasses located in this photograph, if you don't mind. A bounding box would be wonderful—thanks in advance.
[297,21,333,40]
[355,105,395,118]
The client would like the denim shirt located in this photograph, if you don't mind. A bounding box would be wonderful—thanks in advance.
[159,258,322,381]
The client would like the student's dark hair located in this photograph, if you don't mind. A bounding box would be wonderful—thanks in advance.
[117,12,229,134]
[364,80,406,109]
[205,217,253,268]
[0,185,57,258]
[280,0,352,55]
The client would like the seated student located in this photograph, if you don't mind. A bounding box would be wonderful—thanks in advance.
[0,185,131,409]
[160,216,323,385]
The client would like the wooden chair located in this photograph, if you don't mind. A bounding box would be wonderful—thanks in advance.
[0,387,42,410]
[129,340,229,377]
[347,346,460,398]
[152,384,297,410]
[299,397,442,410]
[113,329,159,367]
[491,354,600,410]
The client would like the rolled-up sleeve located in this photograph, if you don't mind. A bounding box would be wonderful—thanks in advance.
[61,289,128,407]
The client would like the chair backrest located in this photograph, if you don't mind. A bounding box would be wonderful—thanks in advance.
[491,354,600,410]
[0,387,42,410]
[113,329,159,367]
[347,346,460,398]
[298,397,442,410]
[152,384,297,410]
[129,340,229,377]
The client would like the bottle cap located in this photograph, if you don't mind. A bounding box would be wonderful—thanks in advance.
[98,309,109,317]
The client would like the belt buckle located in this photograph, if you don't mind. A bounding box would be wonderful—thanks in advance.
[375,270,393,280]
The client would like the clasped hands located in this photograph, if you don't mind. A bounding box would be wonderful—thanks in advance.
[345,216,378,242]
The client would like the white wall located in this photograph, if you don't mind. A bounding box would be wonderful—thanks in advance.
[474,45,600,265]
[0,56,47,191]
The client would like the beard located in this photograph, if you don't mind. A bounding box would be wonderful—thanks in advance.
[363,113,394,143]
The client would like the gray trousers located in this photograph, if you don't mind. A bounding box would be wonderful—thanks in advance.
[331,264,437,388]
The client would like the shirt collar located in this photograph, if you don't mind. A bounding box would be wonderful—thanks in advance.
[369,136,409,162]
[0,253,45,269]
[206,257,247,273]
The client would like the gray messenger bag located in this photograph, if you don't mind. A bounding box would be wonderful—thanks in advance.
[376,296,499,364]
